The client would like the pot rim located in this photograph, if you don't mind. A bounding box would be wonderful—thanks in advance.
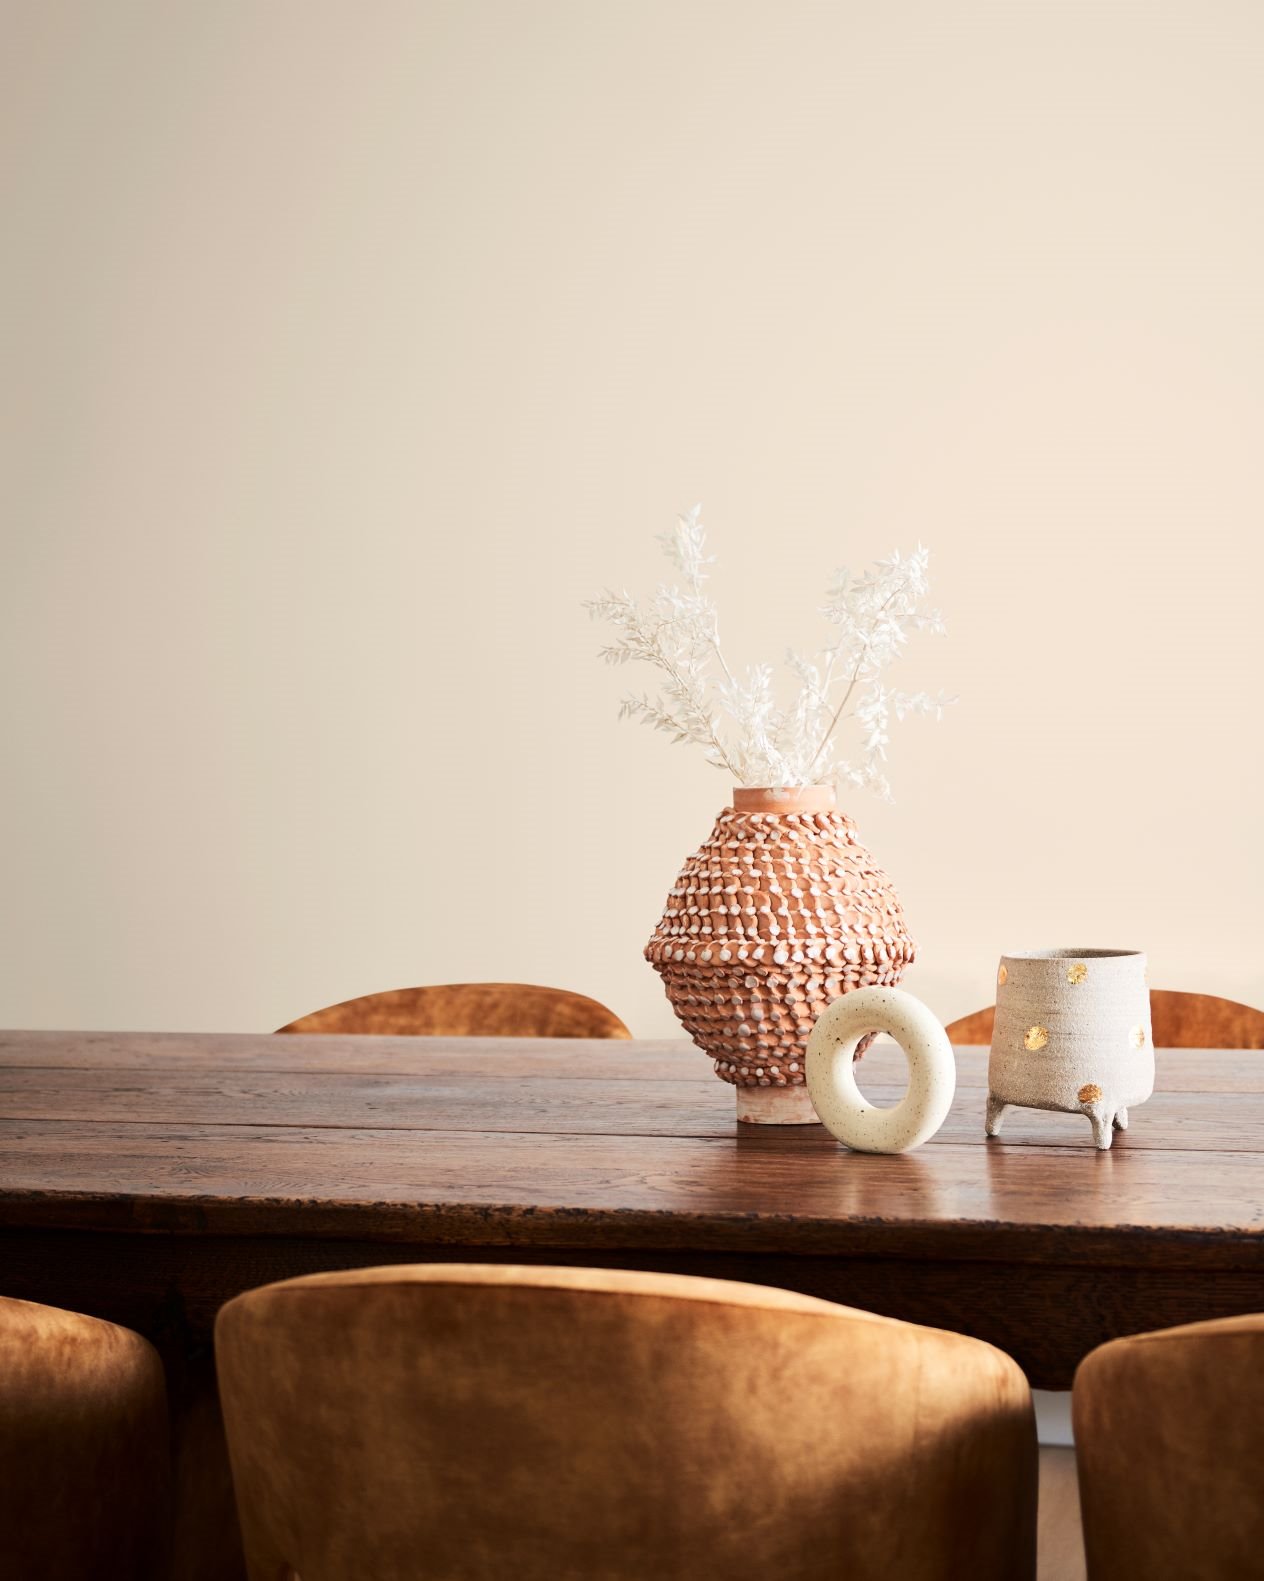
[731,785,836,814]
[1002,946,1144,961]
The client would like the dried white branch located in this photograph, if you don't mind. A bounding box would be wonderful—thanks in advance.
[584,512,951,798]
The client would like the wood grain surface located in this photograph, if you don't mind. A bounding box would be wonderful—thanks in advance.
[1,1030,1261,1386]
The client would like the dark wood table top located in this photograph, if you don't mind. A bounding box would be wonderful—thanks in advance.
[2,1029,1262,1385]
[2,1028,1261,1261]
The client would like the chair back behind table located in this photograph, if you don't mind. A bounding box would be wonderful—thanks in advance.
[276,981,632,1039]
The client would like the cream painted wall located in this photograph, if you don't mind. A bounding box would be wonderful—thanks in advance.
[2,1,1262,1039]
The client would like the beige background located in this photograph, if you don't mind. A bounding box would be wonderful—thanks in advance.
[3,0,1262,1040]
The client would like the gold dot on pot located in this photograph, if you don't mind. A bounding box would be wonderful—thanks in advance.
[1024,1025,1049,1051]
[1078,1083,1103,1104]
[1131,1025,1148,1049]
[997,964,1008,986]
[1067,962,1088,984]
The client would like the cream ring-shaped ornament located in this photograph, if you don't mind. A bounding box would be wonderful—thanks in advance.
[806,986,956,1153]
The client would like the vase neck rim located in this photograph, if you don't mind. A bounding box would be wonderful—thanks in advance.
[732,785,836,815]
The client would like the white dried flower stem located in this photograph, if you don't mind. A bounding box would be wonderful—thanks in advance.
[586,507,952,800]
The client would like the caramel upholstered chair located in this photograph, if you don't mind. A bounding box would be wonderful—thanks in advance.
[276,982,632,1039]
[1073,1314,1264,1580]
[0,1295,170,1580]
[946,988,1264,1049]
[217,1264,1037,1581]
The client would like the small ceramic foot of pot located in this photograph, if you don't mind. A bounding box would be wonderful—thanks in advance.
[735,1085,819,1125]
[985,1094,1009,1137]
[1113,1107,1129,1131]
[1085,1103,1114,1150]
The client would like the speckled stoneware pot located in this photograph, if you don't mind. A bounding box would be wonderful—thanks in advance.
[986,948,1154,1150]
[644,785,915,1126]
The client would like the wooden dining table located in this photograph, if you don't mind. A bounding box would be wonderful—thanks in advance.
[1,1029,1262,1388]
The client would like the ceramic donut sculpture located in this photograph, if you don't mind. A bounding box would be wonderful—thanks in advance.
[806,986,956,1153]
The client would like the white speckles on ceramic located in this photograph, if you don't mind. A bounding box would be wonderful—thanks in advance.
[806,986,956,1153]
[986,947,1154,1151]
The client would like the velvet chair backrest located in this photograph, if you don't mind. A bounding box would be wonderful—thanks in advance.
[276,982,632,1039]
[1074,1313,1264,1580]
[0,1296,170,1580]
[216,1263,1036,1581]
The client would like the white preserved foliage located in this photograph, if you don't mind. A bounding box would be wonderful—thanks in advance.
[585,505,953,799]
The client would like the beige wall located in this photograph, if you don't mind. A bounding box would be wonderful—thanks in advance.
[3,1,1262,1039]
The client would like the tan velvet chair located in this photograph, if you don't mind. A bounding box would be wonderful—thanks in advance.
[276,982,632,1039]
[1073,1314,1264,1580]
[946,988,1264,1049]
[0,1295,170,1580]
[217,1263,1036,1581]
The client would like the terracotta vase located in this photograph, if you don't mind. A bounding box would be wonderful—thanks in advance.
[644,786,916,1124]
